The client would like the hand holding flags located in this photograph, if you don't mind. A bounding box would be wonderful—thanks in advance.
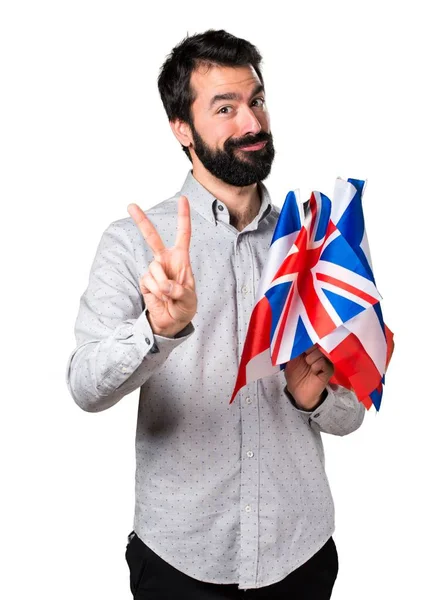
[230,177,394,411]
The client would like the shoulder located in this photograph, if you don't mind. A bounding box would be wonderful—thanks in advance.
[112,194,181,228]
[105,194,181,235]
[97,194,182,253]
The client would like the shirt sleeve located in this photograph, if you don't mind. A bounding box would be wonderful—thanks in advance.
[284,383,366,436]
[65,221,195,413]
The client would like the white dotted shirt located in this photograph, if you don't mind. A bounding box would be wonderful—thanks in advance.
[66,169,365,590]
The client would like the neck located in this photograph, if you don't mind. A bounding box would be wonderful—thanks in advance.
[191,164,261,230]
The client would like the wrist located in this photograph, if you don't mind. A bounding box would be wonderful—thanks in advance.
[145,310,190,338]
[285,386,328,412]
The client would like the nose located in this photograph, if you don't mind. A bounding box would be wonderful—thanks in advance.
[237,105,262,137]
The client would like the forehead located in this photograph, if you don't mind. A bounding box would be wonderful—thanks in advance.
[190,64,262,107]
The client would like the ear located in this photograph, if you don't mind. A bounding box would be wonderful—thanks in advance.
[169,119,193,149]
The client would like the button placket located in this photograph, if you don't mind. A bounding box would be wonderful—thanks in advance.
[237,236,261,588]
[215,201,230,225]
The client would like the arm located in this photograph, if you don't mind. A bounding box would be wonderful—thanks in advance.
[284,383,365,436]
[65,221,195,413]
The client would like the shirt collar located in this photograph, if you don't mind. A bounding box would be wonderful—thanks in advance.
[179,169,273,228]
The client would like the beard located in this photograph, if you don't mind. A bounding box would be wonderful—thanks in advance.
[188,121,275,187]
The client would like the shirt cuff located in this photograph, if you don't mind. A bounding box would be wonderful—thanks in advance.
[284,385,331,416]
[130,309,159,354]
[134,309,195,355]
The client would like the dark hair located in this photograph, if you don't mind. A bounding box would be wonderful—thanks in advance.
[157,29,264,161]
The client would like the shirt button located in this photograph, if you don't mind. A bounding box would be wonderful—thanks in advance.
[314,413,320,418]
[245,397,252,405]
[241,285,249,294]
[145,337,151,345]
[245,505,252,513]
[246,451,254,458]
[218,204,224,211]
[121,366,128,373]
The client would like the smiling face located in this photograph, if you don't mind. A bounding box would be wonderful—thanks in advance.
[173,64,275,187]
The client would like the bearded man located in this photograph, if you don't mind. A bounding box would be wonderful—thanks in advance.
[66,28,365,600]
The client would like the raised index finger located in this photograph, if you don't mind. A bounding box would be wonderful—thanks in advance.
[127,203,166,257]
[175,195,191,252]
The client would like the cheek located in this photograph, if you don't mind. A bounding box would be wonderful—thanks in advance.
[215,121,237,144]
[261,111,271,130]
[196,117,230,148]
[213,124,237,151]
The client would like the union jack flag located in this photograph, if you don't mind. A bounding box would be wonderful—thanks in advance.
[230,177,394,411]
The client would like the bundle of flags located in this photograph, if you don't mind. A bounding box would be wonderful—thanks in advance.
[230,177,394,411]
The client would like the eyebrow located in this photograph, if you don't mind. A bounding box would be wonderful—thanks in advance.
[209,83,265,109]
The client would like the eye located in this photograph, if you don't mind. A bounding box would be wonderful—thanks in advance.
[217,106,233,115]
[252,97,265,108]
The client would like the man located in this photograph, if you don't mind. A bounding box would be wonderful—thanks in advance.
[66,29,365,599]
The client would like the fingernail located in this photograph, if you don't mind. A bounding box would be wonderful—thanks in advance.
[162,282,172,295]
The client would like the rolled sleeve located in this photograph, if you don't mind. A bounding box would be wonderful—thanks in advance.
[65,221,195,412]
[284,383,366,436]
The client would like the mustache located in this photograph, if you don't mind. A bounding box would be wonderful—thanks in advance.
[225,131,273,150]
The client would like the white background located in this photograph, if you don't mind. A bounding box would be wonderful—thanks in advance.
[1,1,443,598]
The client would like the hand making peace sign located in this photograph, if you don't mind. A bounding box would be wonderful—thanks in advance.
[127,195,197,338]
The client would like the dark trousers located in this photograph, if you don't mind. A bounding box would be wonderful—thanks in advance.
[125,531,339,599]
